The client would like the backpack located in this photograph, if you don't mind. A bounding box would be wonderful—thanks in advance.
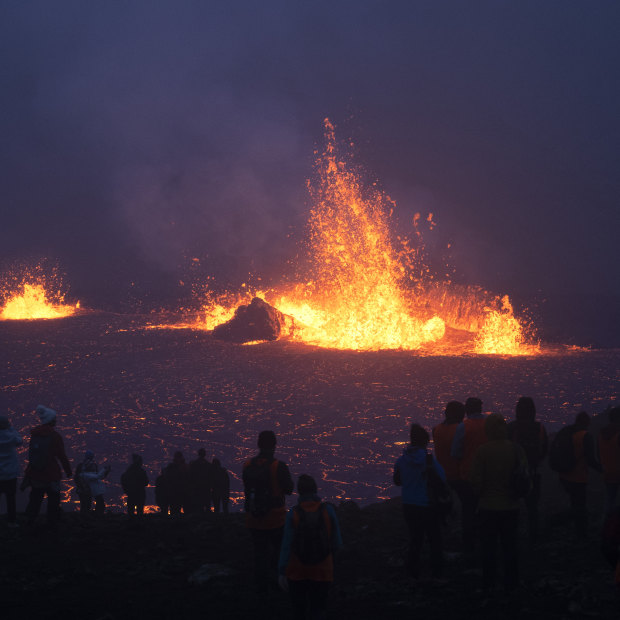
[293,503,331,565]
[28,434,52,471]
[549,426,577,473]
[425,453,453,518]
[244,457,276,518]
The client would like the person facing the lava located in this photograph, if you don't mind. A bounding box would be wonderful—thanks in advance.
[189,448,213,513]
[558,411,602,537]
[120,453,149,520]
[24,405,72,527]
[506,396,548,542]
[164,451,191,516]
[74,450,111,516]
[450,396,488,555]
[242,430,294,600]
[598,406,620,516]
[278,474,343,619]
[211,457,230,514]
[394,423,447,581]
[0,414,23,528]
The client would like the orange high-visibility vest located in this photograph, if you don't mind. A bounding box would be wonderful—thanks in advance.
[433,423,460,481]
[460,417,488,480]
[559,430,588,483]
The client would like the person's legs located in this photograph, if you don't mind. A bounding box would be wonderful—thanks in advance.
[525,472,541,542]
[94,494,105,515]
[306,580,329,620]
[479,509,499,591]
[605,483,620,515]
[26,484,46,523]
[498,509,520,591]
[46,481,61,526]
[425,508,444,578]
[0,479,17,524]
[402,504,426,578]
[458,481,479,554]
[288,579,309,620]
[561,480,588,536]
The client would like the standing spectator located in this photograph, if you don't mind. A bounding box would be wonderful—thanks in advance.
[507,396,548,542]
[242,430,294,604]
[189,448,213,513]
[75,451,111,516]
[164,451,190,516]
[451,397,488,554]
[433,401,465,540]
[211,458,230,514]
[121,454,149,521]
[0,414,23,528]
[599,406,620,515]
[24,405,72,527]
[558,411,602,537]
[155,468,170,515]
[470,413,528,593]
[394,423,446,581]
[278,474,343,619]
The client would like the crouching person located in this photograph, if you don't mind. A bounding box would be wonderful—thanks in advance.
[278,474,342,620]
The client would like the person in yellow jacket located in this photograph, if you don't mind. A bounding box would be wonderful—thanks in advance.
[470,413,528,593]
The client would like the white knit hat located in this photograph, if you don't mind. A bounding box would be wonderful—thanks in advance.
[36,405,57,424]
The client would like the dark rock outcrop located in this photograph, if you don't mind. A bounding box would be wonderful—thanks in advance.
[212,297,290,343]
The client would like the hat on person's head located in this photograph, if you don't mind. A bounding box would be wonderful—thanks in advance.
[0,416,9,430]
[36,405,57,425]
[84,450,94,460]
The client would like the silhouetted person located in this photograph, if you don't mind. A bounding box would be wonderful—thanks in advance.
[75,450,110,515]
[164,451,190,516]
[470,413,528,593]
[599,406,620,515]
[278,474,343,619]
[558,411,602,537]
[0,415,23,527]
[211,458,230,514]
[433,401,465,534]
[507,396,548,542]
[242,430,294,605]
[25,405,72,527]
[121,453,149,520]
[189,448,213,513]
[600,506,620,590]
[155,468,170,515]
[394,423,446,580]
[450,397,488,554]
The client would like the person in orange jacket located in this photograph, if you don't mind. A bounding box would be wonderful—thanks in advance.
[278,474,342,619]
[243,430,294,599]
[599,406,620,515]
[559,411,602,537]
[450,397,488,554]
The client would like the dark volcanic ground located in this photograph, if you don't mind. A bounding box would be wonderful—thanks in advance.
[0,311,618,511]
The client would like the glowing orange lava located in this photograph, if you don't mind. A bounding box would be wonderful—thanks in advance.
[188,119,538,355]
[1,282,79,320]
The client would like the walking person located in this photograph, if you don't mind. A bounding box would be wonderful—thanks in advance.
[278,474,343,619]
[394,423,447,581]
[242,430,294,608]
[470,413,528,594]
[24,405,72,527]
[507,396,548,542]
[0,415,23,527]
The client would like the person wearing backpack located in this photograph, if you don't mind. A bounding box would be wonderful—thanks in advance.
[75,450,111,516]
[598,406,620,515]
[507,396,548,543]
[394,423,447,581]
[24,405,72,527]
[278,474,342,619]
[242,430,294,599]
[0,415,23,528]
[450,396,489,555]
[470,413,528,594]
[557,411,602,537]
[120,453,149,521]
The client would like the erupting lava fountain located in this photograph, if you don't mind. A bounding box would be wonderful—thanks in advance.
[178,119,538,355]
[1,278,79,320]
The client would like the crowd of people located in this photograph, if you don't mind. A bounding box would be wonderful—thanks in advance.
[0,399,619,619]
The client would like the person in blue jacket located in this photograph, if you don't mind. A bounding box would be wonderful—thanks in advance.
[394,423,447,581]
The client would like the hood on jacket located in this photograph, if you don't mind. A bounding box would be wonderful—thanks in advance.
[401,446,428,467]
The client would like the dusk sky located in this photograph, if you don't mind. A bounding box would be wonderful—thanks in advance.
[2,2,619,345]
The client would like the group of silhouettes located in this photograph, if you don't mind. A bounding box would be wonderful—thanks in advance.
[1,400,620,619]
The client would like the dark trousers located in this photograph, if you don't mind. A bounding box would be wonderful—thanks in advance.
[604,482,619,515]
[288,580,329,620]
[127,493,145,517]
[212,494,229,514]
[0,478,17,523]
[79,493,105,515]
[26,480,61,525]
[250,527,284,594]
[402,504,443,578]
[479,509,519,591]
[560,479,588,536]
[449,479,479,554]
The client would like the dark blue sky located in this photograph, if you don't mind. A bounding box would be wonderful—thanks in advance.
[1,2,618,345]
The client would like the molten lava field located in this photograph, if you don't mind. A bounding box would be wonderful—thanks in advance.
[1,312,618,512]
